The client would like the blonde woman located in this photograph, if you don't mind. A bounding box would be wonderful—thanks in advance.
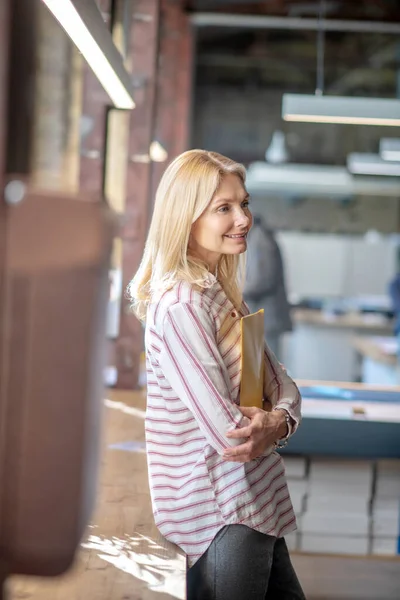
[129,150,305,600]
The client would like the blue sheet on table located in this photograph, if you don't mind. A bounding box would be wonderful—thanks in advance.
[283,385,400,458]
[299,385,400,403]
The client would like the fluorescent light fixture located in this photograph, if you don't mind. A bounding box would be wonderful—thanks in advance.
[246,162,400,198]
[380,138,400,162]
[42,0,135,109]
[282,94,400,126]
[347,153,400,177]
[246,163,352,197]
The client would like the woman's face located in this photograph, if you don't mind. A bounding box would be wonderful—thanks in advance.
[189,173,252,271]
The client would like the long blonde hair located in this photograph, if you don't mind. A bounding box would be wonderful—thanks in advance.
[128,149,247,320]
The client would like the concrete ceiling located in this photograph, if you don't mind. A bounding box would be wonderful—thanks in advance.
[190,1,400,169]
[186,1,400,22]
[193,2,400,94]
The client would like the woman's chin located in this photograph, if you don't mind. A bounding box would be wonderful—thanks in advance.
[223,241,247,254]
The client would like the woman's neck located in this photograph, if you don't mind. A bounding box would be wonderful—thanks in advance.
[187,251,220,276]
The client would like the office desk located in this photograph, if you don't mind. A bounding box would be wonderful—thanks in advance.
[282,381,400,458]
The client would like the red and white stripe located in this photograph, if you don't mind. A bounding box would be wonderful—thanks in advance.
[145,279,302,566]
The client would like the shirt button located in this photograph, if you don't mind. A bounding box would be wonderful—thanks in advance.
[231,311,237,318]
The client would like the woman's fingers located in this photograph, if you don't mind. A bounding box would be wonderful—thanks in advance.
[237,405,262,417]
[223,440,254,461]
[226,425,252,438]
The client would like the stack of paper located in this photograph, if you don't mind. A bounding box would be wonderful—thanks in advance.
[283,457,308,551]
[308,459,373,490]
[306,460,373,517]
[300,533,369,555]
[372,460,400,556]
[284,456,307,479]
[287,477,307,515]
[299,459,373,555]
[372,536,400,556]
[375,460,400,498]
[372,498,399,535]
[284,531,299,552]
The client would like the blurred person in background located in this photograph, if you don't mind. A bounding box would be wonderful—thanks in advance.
[129,150,304,600]
[389,271,400,372]
[244,215,292,361]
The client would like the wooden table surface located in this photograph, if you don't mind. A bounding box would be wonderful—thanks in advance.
[293,308,393,332]
[297,378,400,391]
[352,335,398,367]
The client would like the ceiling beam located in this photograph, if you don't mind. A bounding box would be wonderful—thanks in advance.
[191,13,400,34]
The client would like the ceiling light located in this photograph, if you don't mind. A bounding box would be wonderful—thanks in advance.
[281,1,400,128]
[347,153,400,177]
[380,138,400,162]
[282,94,400,126]
[149,141,168,163]
[265,131,289,164]
[247,163,351,197]
[246,162,400,198]
[42,0,135,109]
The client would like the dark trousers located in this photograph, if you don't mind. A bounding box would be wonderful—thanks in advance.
[187,524,306,600]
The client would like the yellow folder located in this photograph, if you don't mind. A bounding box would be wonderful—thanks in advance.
[239,309,265,409]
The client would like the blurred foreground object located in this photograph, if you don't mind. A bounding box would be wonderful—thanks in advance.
[0,186,116,585]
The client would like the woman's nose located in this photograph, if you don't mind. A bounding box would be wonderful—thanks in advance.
[235,208,250,228]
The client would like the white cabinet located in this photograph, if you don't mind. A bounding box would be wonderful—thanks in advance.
[276,232,397,299]
[277,232,349,298]
[287,324,357,382]
[344,238,397,297]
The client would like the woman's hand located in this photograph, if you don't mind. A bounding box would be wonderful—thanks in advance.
[223,406,287,462]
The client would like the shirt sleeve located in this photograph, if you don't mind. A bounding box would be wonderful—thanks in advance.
[263,342,302,437]
[159,302,250,455]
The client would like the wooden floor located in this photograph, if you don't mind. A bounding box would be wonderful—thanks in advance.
[7,389,186,600]
[6,389,400,600]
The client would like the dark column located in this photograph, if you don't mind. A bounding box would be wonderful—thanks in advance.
[79,0,111,196]
[150,0,194,199]
[114,0,160,389]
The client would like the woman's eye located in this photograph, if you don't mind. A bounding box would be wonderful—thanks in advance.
[242,201,250,209]
[218,206,229,213]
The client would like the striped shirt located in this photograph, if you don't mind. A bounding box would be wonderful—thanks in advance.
[144,276,302,567]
